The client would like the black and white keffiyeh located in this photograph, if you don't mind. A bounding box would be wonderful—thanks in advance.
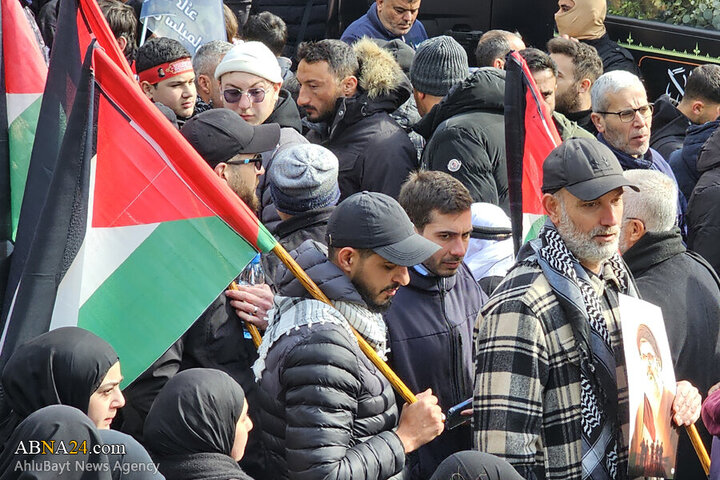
[531,222,636,480]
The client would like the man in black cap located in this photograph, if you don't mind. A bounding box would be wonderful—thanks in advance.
[182,108,280,214]
[255,191,446,480]
[472,138,700,479]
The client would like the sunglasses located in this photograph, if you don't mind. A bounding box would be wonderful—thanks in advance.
[222,87,266,104]
[225,154,263,171]
[595,103,654,123]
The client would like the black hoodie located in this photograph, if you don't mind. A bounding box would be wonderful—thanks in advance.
[415,68,508,212]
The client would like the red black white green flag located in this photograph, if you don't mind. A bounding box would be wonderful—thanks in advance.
[0,42,277,385]
[0,0,47,298]
[504,50,562,254]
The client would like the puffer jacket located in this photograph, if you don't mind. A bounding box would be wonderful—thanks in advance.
[650,94,691,161]
[258,89,308,234]
[384,264,486,479]
[688,126,720,275]
[669,119,719,201]
[415,68,508,212]
[255,240,406,480]
[306,39,418,201]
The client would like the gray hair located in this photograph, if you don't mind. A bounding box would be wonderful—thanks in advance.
[193,41,234,81]
[622,169,677,232]
[591,70,645,113]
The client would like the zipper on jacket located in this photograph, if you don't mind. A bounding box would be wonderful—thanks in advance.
[438,277,462,402]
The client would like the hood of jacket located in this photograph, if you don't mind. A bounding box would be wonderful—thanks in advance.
[414,68,505,139]
[697,124,720,173]
[675,119,720,177]
[622,227,685,277]
[265,88,302,133]
[651,94,690,144]
[275,239,367,306]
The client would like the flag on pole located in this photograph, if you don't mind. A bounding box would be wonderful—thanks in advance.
[0,42,277,385]
[1,0,47,243]
[504,50,562,254]
[1,0,136,360]
[140,0,225,55]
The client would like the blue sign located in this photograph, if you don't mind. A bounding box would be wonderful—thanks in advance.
[140,0,225,54]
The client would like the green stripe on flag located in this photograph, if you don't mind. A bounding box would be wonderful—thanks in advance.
[78,216,256,386]
[8,96,43,241]
[257,221,278,253]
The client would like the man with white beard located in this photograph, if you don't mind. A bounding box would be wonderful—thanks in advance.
[473,138,701,479]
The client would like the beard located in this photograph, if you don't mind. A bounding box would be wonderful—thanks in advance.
[227,177,260,213]
[555,86,581,115]
[351,276,400,314]
[556,201,619,266]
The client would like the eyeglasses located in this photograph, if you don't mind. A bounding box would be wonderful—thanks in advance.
[222,87,266,104]
[595,104,654,123]
[225,154,263,171]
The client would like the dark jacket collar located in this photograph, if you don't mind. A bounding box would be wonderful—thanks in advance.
[274,207,334,241]
[276,239,367,306]
[622,227,685,277]
[414,68,505,139]
[598,133,656,169]
[408,263,458,292]
[265,88,302,133]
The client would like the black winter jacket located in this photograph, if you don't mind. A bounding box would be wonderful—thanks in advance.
[384,264,486,479]
[307,90,417,200]
[583,34,641,77]
[651,94,691,161]
[415,68,508,212]
[669,119,719,201]
[688,126,720,275]
[261,206,334,289]
[305,39,418,201]
[256,241,406,480]
[258,89,308,234]
[624,228,720,480]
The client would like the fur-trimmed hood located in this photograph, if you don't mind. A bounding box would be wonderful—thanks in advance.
[352,37,409,101]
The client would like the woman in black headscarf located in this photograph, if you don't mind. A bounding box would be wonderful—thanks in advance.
[143,368,253,480]
[429,451,524,480]
[0,404,112,479]
[0,327,125,445]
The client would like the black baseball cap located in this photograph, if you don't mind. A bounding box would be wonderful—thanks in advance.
[181,109,280,168]
[326,191,440,267]
[542,138,639,201]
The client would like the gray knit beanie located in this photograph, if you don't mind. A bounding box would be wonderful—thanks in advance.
[410,36,468,97]
[269,144,341,216]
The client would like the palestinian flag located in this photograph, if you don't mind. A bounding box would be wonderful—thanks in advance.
[1,0,136,364]
[504,50,562,254]
[2,0,47,241]
[0,44,277,385]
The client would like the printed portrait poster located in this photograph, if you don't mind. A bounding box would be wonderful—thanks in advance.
[619,294,679,478]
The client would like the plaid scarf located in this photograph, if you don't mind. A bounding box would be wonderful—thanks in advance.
[532,222,635,480]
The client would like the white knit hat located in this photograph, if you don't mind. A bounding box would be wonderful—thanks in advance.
[214,41,283,83]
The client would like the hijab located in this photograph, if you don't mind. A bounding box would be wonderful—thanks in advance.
[0,405,112,479]
[429,451,524,480]
[555,0,607,40]
[143,368,245,457]
[98,430,164,480]
[0,327,119,445]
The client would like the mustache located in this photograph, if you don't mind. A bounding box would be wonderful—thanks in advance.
[591,226,619,236]
[381,283,401,293]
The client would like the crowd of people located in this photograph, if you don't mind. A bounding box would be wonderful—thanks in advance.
[7,0,720,479]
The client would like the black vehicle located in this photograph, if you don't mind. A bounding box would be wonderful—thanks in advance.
[333,0,720,102]
[416,0,720,102]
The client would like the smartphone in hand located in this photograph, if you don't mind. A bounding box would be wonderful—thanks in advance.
[445,397,472,430]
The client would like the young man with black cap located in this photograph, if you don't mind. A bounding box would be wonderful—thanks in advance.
[472,138,701,479]
[255,191,445,480]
